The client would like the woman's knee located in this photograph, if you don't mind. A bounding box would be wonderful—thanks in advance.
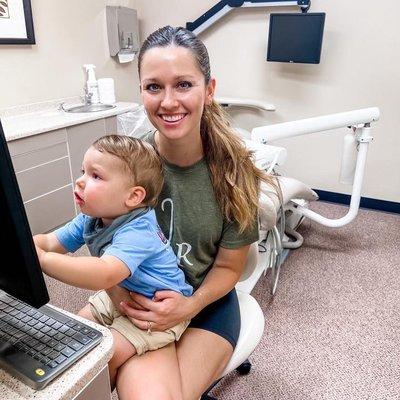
[116,343,183,400]
[117,373,183,400]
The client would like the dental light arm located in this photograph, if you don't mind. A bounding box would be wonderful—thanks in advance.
[187,0,311,35]
[252,108,379,141]
[251,107,380,227]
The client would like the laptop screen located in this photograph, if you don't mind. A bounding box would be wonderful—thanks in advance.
[0,120,49,308]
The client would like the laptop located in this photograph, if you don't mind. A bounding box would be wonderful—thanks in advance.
[0,119,102,390]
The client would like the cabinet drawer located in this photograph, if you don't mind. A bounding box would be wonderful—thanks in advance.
[16,157,71,202]
[7,128,67,157]
[12,142,68,172]
[24,185,75,234]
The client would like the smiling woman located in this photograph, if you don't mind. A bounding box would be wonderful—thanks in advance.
[104,26,279,400]
[139,45,214,161]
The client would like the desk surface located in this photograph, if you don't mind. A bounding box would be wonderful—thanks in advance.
[0,306,113,400]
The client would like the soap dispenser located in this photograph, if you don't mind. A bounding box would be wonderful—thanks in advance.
[83,64,100,104]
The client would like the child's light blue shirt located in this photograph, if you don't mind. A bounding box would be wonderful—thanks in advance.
[54,209,193,298]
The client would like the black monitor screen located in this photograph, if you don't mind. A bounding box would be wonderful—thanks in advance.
[267,13,326,64]
[0,120,49,308]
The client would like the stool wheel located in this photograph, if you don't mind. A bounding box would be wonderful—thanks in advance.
[236,360,252,375]
[201,395,217,400]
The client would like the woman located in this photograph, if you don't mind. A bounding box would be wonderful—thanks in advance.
[108,26,278,399]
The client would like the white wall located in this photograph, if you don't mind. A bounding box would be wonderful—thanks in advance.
[135,0,400,203]
[0,0,140,108]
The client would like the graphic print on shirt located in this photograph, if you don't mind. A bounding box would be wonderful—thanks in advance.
[161,198,193,266]
[156,225,168,244]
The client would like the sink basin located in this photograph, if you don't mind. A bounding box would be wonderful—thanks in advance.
[64,104,116,113]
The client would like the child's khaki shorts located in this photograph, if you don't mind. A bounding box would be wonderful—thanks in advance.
[89,290,190,355]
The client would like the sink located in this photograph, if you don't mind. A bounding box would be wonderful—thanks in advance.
[63,104,116,113]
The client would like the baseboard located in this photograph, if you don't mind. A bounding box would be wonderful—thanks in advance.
[314,190,400,214]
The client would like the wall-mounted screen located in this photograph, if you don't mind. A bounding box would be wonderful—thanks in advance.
[267,13,326,64]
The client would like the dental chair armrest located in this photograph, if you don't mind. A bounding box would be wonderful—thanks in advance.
[259,176,318,233]
[277,176,319,205]
[244,139,287,171]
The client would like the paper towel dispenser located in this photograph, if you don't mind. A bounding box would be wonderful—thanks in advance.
[106,6,139,63]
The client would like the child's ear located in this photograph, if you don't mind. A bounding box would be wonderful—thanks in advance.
[126,186,147,208]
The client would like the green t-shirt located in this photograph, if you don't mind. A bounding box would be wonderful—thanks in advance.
[143,132,259,289]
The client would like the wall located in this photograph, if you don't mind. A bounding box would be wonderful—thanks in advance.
[0,0,140,108]
[135,0,400,203]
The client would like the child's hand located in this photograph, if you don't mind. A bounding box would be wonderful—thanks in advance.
[35,245,46,265]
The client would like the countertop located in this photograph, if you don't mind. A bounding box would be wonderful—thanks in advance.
[0,306,113,400]
[0,98,139,142]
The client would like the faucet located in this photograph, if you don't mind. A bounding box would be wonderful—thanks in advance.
[84,89,93,105]
[57,89,92,113]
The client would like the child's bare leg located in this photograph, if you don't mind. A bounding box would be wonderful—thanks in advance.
[109,329,136,389]
[77,304,98,322]
[77,305,136,388]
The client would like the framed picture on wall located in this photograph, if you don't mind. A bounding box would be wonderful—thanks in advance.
[0,0,35,44]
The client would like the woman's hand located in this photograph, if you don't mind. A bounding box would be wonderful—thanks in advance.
[120,290,198,331]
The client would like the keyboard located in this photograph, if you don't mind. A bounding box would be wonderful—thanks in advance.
[0,290,102,390]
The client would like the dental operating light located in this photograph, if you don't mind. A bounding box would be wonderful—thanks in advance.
[186,0,311,35]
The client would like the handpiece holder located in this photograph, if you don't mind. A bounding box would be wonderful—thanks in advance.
[251,107,380,227]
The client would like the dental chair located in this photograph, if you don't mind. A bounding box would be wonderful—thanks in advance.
[201,101,380,400]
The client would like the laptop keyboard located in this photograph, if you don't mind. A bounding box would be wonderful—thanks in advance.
[0,290,102,390]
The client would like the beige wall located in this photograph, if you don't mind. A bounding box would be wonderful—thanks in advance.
[1,1,399,202]
[135,0,400,203]
[0,0,140,108]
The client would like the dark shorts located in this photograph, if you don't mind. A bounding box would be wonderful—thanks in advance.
[188,289,240,349]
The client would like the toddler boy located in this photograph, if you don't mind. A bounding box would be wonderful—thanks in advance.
[34,135,192,386]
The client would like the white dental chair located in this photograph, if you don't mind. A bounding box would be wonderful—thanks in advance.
[200,244,267,400]
[201,101,380,400]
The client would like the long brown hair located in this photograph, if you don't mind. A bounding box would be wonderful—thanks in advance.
[138,26,278,232]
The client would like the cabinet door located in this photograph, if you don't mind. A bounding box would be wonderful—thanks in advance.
[8,128,75,233]
[25,185,76,235]
[73,366,111,400]
[67,119,108,182]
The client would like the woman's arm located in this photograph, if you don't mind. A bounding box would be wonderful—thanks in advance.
[116,244,250,331]
[190,244,250,311]
[37,249,130,291]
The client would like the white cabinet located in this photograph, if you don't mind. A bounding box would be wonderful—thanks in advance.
[8,116,117,234]
[8,128,75,235]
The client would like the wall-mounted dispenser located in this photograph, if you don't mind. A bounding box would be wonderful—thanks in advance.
[106,6,139,63]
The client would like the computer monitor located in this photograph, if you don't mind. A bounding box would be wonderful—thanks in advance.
[267,12,326,64]
[0,120,50,308]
